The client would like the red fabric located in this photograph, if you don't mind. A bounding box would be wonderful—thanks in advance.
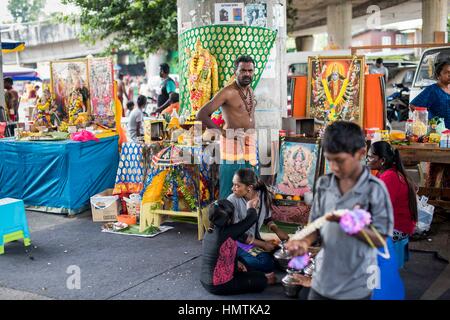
[212,237,236,286]
[291,76,307,118]
[364,74,385,130]
[377,168,416,235]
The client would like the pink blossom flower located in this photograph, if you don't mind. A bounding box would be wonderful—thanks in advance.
[288,254,310,270]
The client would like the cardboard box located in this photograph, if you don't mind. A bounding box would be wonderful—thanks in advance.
[90,189,120,222]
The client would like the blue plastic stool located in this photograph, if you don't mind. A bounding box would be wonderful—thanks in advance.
[393,237,409,269]
[0,198,31,254]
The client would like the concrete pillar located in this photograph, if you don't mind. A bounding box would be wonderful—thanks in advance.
[422,0,448,43]
[326,0,352,49]
[295,35,314,51]
[177,0,287,175]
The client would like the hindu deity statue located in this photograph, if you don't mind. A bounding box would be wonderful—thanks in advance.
[68,90,86,125]
[34,88,57,128]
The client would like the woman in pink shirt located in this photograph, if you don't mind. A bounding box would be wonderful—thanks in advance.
[367,141,417,241]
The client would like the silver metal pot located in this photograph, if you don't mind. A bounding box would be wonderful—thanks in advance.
[274,244,292,270]
[282,269,303,298]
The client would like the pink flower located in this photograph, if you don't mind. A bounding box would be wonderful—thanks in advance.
[288,254,310,270]
[339,208,371,235]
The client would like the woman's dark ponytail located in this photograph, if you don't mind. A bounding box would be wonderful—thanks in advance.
[371,141,418,222]
[236,168,272,210]
[254,179,273,211]
[393,149,418,222]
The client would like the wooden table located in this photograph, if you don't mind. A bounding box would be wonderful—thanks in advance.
[394,144,450,209]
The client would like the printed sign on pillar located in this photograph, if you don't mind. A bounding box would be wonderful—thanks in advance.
[214,3,245,25]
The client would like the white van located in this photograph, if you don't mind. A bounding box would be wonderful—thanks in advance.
[410,46,450,102]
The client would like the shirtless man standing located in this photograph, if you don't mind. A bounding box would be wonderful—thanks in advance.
[4,77,19,122]
[196,55,258,199]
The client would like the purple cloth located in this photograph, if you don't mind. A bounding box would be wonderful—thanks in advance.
[237,241,255,252]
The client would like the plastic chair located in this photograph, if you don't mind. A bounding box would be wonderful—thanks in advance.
[0,198,31,254]
[393,237,409,269]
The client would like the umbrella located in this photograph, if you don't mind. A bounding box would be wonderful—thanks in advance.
[2,65,41,81]
[1,40,25,54]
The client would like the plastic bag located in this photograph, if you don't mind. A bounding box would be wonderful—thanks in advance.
[70,130,100,142]
[414,195,435,234]
[435,118,447,134]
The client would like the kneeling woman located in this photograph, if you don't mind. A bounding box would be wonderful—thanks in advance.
[228,169,289,275]
[200,199,268,295]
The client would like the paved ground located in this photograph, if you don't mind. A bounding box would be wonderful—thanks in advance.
[0,210,449,300]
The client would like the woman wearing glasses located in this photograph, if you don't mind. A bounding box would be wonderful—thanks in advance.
[367,141,418,241]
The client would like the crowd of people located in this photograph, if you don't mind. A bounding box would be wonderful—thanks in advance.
[196,55,422,300]
[121,63,180,143]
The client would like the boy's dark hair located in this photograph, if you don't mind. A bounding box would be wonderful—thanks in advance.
[160,63,170,75]
[126,101,135,110]
[137,95,147,107]
[434,59,450,79]
[322,121,366,155]
[4,77,13,85]
[208,199,235,231]
[376,58,383,64]
[234,55,255,70]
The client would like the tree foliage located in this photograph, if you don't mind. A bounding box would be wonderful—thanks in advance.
[7,0,46,23]
[62,0,178,58]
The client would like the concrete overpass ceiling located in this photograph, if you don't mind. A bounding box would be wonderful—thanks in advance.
[288,0,446,37]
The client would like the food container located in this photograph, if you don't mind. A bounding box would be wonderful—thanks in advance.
[380,130,390,141]
[440,130,450,148]
[405,119,414,138]
[389,130,406,141]
[412,107,429,137]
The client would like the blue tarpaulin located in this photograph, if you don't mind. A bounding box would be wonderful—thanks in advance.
[0,136,119,214]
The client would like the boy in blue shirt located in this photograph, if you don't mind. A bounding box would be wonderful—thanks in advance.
[286,121,394,300]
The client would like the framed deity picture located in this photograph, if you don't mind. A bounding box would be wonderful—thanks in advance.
[50,59,89,118]
[88,57,114,117]
[306,55,365,127]
[275,138,322,197]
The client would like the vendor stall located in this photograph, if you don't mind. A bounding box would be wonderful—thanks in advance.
[112,139,218,240]
[394,143,450,210]
[0,135,119,214]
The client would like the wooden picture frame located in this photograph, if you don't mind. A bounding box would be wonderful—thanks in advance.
[50,59,90,119]
[306,55,365,128]
[88,57,114,117]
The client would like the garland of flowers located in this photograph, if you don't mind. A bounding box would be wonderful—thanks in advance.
[176,174,197,211]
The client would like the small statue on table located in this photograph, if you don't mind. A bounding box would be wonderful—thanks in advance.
[33,88,59,129]
[68,90,89,126]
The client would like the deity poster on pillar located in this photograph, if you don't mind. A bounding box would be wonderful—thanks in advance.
[306,56,365,127]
